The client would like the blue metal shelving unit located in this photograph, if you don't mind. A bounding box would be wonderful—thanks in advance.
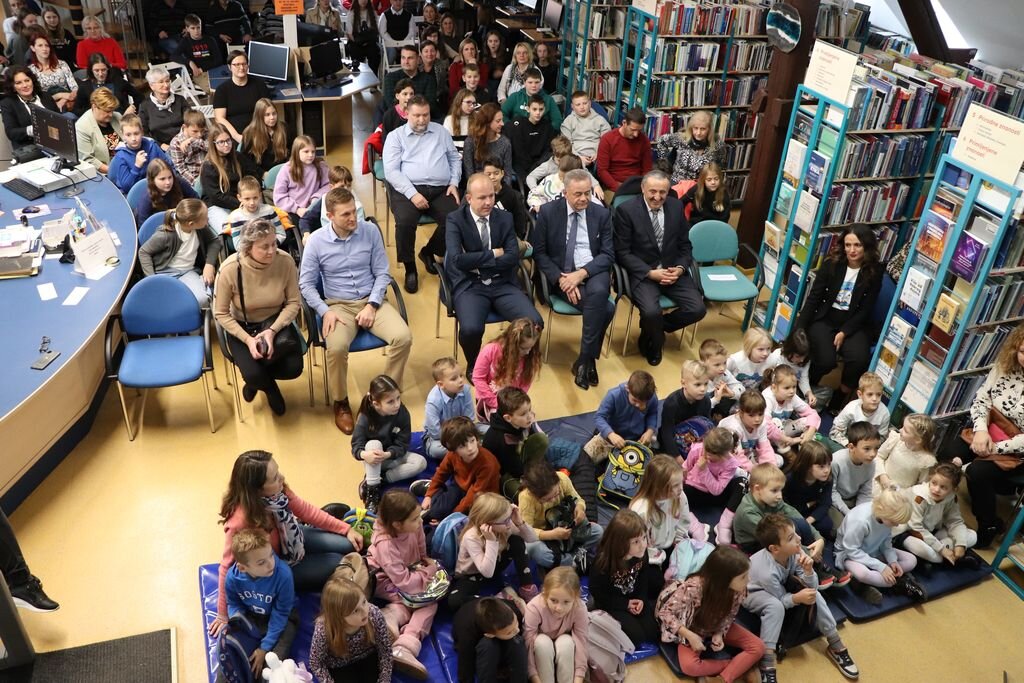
[615,6,657,124]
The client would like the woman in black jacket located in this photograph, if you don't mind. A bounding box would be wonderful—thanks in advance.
[795,223,882,409]
[0,66,59,158]
[73,53,138,117]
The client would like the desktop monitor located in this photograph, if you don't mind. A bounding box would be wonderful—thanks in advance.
[309,39,344,78]
[31,105,77,167]
[248,41,291,82]
[542,0,563,33]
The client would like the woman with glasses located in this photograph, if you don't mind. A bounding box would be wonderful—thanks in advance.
[74,86,122,173]
[138,65,189,150]
[76,15,125,69]
[213,50,271,144]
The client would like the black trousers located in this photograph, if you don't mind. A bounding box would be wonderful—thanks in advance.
[685,476,746,510]
[225,333,304,393]
[458,633,529,683]
[446,535,536,611]
[550,271,615,362]
[347,39,381,75]
[606,604,660,648]
[454,281,542,372]
[966,459,1024,526]
[632,276,707,352]
[328,654,379,680]
[0,509,30,588]
[388,184,456,266]
[805,309,871,387]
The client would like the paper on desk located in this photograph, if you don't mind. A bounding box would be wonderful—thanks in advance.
[707,274,738,281]
[280,87,300,96]
[62,286,88,306]
[43,252,61,259]
[85,264,115,281]
[37,282,57,300]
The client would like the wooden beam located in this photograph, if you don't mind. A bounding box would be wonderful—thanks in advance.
[895,0,977,64]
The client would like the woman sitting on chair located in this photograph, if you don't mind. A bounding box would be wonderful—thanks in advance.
[214,218,304,416]
[138,65,189,150]
[74,52,138,117]
[0,66,59,161]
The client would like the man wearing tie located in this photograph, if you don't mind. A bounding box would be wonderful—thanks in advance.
[613,170,706,366]
[445,173,543,371]
[532,169,615,390]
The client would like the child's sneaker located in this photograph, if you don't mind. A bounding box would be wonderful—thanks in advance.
[955,553,980,571]
[759,667,778,683]
[572,547,590,576]
[814,566,834,591]
[850,579,882,605]
[894,573,928,602]
[409,479,431,498]
[829,566,851,588]
[392,646,428,679]
[827,647,860,679]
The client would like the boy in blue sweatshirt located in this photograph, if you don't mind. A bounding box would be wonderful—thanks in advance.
[108,114,175,194]
[224,529,299,677]
[590,370,658,458]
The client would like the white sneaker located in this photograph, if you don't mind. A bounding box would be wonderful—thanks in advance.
[392,646,427,679]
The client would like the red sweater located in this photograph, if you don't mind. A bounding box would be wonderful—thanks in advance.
[596,129,652,191]
[426,447,500,514]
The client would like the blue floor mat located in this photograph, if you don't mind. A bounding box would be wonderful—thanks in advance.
[828,549,993,622]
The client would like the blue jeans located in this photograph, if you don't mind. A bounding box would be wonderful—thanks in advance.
[526,522,604,568]
[290,526,354,592]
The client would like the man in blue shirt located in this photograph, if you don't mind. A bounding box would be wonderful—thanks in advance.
[382,95,461,293]
[299,187,412,434]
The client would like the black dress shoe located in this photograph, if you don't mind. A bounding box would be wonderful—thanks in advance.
[404,269,419,294]
[647,348,663,366]
[418,247,438,275]
[572,360,589,390]
[586,360,599,386]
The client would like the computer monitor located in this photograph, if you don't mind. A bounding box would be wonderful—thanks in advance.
[248,41,290,82]
[31,105,77,167]
[309,39,344,78]
[542,0,562,33]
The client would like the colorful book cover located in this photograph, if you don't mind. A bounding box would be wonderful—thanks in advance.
[916,210,951,263]
[948,231,989,283]
[782,139,807,186]
[899,265,931,313]
[764,220,782,252]
[876,341,900,388]
[931,293,961,334]
[805,150,831,195]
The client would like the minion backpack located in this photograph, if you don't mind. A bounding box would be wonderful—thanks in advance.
[598,441,654,508]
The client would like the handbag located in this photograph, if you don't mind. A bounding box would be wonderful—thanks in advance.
[236,261,301,359]
[333,551,375,599]
[960,407,1023,470]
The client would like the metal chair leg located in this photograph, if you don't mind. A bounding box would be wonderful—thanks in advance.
[435,298,442,338]
[622,305,635,356]
[116,381,137,441]
[307,351,315,408]
[229,364,244,422]
[321,347,331,406]
[544,309,553,362]
[202,373,216,433]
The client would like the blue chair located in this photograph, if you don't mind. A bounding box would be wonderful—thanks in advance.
[434,255,533,360]
[534,270,615,362]
[127,179,148,210]
[138,211,168,246]
[265,163,286,192]
[611,192,639,212]
[104,275,216,440]
[687,219,763,343]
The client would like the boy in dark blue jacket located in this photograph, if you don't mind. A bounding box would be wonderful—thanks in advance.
[591,370,659,457]
[107,114,176,194]
[224,529,299,677]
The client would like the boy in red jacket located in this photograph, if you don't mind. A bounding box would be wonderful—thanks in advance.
[413,416,500,523]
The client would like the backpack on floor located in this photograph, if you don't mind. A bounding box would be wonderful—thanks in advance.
[342,508,377,547]
[598,441,653,508]
[587,609,634,683]
[217,614,262,683]
[674,416,715,458]
[430,512,468,572]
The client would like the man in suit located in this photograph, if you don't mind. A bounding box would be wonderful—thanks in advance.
[446,173,543,371]
[613,169,706,366]
[532,169,616,390]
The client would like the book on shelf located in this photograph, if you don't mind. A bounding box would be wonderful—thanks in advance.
[916,209,952,263]
[885,314,916,351]
[899,264,932,313]
[931,292,962,334]
[903,360,940,412]
[875,341,901,387]
[948,231,989,283]
[919,334,949,368]
[785,263,803,303]
[783,139,807,186]
[805,150,831,195]
[764,220,782,252]
[794,191,819,232]
[777,182,796,216]
[773,301,793,339]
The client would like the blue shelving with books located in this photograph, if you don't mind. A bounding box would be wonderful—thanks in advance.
[869,150,1024,418]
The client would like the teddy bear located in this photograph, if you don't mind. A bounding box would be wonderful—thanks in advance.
[261,652,313,683]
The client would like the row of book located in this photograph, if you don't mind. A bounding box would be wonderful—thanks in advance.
[655,0,768,37]
[724,141,754,170]
[928,374,986,416]
[966,280,1024,328]
[588,73,619,103]
[866,31,915,56]
[845,64,939,131]
[725,171,748,203]
[587,42,623,70]
[815,1,869,41]
[652,39,773,74]
[834,133,931,180]
[589,8,627,39]
[822,180,911,225]
[647,74,768,109]
[948,324,1013,375]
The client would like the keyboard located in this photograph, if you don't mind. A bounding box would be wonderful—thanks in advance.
[3,177,44,200]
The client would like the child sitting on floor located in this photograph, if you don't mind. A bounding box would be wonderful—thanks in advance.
[682,427,745,524]
[762,365,820,457]
[831,422,882,520]
[589,370,659,462]
[223,529,298,678]
[629,454,708,573]
[524,567,590,683]
[873,413,937,496]
[784,441,836,540]
[482,387,547,500]
[422,356,476,460]
[658,360,713,464]
[473,319,543,421]
[719,389,776,471]
[589,509,664,648]
[834,489,927,606]
[366,490,440,678]
[829,372,890,447]
[656,546,764,683]
[744,514,858,682]
[453,596,528,683]
[414,416,500,524]
[352,374,426,513]
[727,327,773,391]
[519,461,604,571]
[448,493,540,611]
[308,574,393,682]
[764,329,815,407]
[895,462,979,570]
[700,338,743,420]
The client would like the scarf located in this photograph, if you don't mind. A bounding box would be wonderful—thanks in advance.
[688,137,709,150]
[511,63,531,88]
[149,92,176,111]
[262,490,305,565]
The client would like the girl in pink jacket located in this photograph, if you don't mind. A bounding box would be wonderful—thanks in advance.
[366,490,439,679]
[683,428,748,544]
[210,450,364,638]
[472,319,542,419]
[524,567,589,683]
[272,135,331,216]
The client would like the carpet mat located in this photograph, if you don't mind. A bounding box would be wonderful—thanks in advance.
[4,629,175,683]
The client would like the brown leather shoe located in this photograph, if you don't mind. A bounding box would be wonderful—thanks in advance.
[333,399,354,434]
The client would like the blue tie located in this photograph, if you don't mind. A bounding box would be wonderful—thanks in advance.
[564,211,580,272]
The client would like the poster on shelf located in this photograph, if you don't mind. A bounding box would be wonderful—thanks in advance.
[952,103,1024,185]
[804,40,858,105]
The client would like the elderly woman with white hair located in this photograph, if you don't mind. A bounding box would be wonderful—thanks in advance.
[75,14,125,69]
[138,65,190,149]
[214,219,304,416]
[654,109,727,183]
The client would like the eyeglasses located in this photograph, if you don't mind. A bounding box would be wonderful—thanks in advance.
[215,138,233,146]
[230,61,248,68]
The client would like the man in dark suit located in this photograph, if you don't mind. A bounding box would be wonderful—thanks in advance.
[613,170,706,365]
[446,173,543,371]
[532,169,616,390]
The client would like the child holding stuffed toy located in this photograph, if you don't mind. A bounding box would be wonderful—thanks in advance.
[308,574,393,682]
